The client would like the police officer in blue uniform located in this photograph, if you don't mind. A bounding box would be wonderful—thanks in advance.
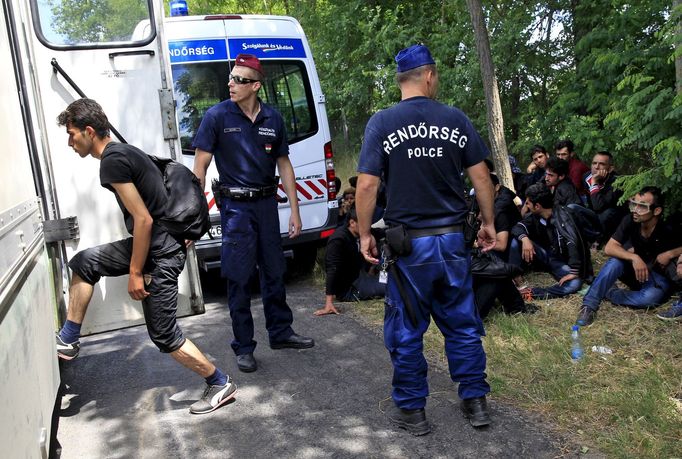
[193,54,314,373]
[356,44,497,435]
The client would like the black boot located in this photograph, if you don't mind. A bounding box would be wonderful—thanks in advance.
[461,396,491,427]
[386,405,431,436]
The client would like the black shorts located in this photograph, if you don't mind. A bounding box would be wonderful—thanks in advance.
[68,238,186,353]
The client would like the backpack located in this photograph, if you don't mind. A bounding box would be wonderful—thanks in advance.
[566,204,603,244]
[148,155,210,240]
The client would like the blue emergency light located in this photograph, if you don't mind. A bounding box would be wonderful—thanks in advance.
[170,0,188,16]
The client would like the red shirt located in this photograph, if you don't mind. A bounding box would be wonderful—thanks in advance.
[568,156,590,195]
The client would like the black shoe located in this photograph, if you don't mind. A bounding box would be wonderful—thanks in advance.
[236,353,257,372]
[461,396,491,427]
[270,333,315,349]
[576,307,596,327]
[386,405,431,436]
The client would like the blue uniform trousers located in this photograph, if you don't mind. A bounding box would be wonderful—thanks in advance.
[220,198,294,355]
[384,232,489,410]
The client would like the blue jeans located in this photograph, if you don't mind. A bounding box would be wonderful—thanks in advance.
[384,233,489,410]
[509,239,583,299]
[582,257,670,311]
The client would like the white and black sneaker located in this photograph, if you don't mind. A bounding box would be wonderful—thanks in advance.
[189,379,237,415]
[56,333,80,360]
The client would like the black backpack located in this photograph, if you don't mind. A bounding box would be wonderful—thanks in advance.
[566,204,603,244]
[148,155,210,240]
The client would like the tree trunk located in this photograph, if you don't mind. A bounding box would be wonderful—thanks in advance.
[465,0,513,191]
[673,0,682,94]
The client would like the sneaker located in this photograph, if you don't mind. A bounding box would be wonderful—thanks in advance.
[461,396,491,427]
[576,307,596,327]
[518,287,533,302]
[385,405,431,436]
[657,302,682,321]
[56,333,80,360]
[189,379,237,415]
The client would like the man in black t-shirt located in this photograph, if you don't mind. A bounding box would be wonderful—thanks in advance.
[314,208,384,316]
[54,98,234,415]
[576,186,682,326]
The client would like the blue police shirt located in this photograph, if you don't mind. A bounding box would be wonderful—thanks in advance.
[358,96,489,229]
[193,99,289,188]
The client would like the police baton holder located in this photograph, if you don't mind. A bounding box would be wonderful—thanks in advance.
[382,241,418,328]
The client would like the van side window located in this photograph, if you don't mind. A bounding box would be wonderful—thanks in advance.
[33,0,155,48]
[172,60,318,155]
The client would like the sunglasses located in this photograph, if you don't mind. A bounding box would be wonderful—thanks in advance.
[628,199,654,215]
[229,73,260,85]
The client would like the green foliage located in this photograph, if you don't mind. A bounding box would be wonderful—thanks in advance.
[44,0,681,207]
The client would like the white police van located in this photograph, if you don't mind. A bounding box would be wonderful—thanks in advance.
[161,12,339,272]
[1,1,336,455]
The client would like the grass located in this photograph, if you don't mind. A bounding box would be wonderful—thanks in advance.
[313,253,682,458]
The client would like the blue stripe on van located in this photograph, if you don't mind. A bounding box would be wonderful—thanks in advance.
[168,39,228,63]
[228,38,306,58]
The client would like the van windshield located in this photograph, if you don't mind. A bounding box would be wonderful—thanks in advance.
[172,60,318,154]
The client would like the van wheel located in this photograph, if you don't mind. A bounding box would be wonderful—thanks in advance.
[288,244,319,277]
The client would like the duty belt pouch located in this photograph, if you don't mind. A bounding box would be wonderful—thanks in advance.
[211,179,222,210]
[385,225,412,256]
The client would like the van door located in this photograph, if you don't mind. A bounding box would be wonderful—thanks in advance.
[24,0,203,334]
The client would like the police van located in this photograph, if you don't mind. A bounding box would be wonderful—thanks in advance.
[1,1,335,456]
[160,13,338,271]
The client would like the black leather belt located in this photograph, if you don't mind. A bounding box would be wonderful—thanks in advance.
[221,185,278,201]
[407,224,464,239]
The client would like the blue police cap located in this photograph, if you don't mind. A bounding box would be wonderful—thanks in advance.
[395,44,435,73]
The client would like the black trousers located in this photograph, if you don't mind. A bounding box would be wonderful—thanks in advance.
[473,276,525,319]
[68,238,186,353]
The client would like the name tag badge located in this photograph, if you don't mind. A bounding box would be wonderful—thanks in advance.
[224,127,241,133]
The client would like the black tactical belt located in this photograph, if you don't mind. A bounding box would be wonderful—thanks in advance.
[407,224,464,239]
[221,185,278,201]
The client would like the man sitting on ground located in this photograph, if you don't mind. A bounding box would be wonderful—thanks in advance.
[555,139,589,197]
[583,151,627,243]
[510,183,592,300]
[545,157,582,207]
[576,187,682,326]
[315,208,384,316]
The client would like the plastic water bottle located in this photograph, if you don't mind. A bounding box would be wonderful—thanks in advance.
[571,325,584,361]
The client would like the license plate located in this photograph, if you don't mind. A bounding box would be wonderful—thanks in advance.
[208,224,222,239]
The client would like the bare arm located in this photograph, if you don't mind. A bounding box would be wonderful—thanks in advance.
[356,173,380,264]
[493,231,509,253]
[467,161,496,252]
[604,237,648,282]
[277,155,301,238]
[110,182,153,300]
[193,148,214,190]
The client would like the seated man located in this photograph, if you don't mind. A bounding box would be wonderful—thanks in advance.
[576,187,682,326]
[583,151,627,242]
[555,139,589,197]
[336,186,356,227]
[473,175,535,318]
[545,157,582,207]
[510,183,592,300]
[525,144,549,184]
[315,208,384,316]
[489,173,521,260]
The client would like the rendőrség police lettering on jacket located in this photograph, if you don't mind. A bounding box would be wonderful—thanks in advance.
[358,97,489,229]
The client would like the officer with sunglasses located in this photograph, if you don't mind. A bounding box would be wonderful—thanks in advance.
[193,54,314,374]
[576,186,682,326]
